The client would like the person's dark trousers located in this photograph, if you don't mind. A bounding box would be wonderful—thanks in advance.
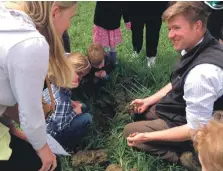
[54,112,92,150]
[207,9,223,40]
[131,16,162,57]
[0,134,61,171]
[123,105,192,163]
[221,25,223,40]
[131,16,144,54]
[145,17,162,57]
[62,30,71,53]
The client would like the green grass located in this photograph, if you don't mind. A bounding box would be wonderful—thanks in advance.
[63,2,187,171]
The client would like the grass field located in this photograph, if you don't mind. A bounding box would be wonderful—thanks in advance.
[61,2,187,171]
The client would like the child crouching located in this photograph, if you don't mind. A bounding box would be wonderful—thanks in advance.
[43,52,92,150]
[85,43,116,82]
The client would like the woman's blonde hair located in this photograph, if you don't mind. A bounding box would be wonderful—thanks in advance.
[64,52,91,88]
[9,1,77,87]
[193,113,223,171]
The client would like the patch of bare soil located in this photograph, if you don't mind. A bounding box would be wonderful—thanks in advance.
[105,164,138,171]
[105,164,123,171]
[130,168,138,171]
[72,149,108,167]
[71,76,141,169]
[72,77,133,128]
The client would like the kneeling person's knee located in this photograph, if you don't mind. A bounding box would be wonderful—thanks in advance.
[81,113,93,125]
[123,123,137,138]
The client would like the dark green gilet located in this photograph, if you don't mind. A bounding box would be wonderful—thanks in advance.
[156,31,223,127]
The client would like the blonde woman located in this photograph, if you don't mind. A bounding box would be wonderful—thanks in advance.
[43,52,92,150]
[0,1,77,171]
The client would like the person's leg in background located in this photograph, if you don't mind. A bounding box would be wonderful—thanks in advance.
[131,16,145,57]
[54,113,92,150]
[110,47,117,63]
[108,26,123,64]
[207,9,223,40]
[220,24,223,44]
[0,134,61,171]
[62,30,71,53]
[145,16,162,67]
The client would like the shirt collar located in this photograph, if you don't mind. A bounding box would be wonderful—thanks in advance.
[60,87,72,97]
[51,84,72,97]
[181,37,204,56]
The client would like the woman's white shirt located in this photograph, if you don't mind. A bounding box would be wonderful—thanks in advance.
[0,4,48,150]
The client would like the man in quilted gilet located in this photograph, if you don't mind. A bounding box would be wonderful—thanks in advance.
[124,2,223,171]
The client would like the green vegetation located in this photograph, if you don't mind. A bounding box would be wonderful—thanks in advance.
[62,2,186,171]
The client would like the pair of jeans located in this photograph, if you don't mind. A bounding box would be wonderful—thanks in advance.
[62,30,71,53]
[54,108,92,150]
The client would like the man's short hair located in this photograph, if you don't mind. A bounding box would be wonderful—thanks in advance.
[162,2,210,28]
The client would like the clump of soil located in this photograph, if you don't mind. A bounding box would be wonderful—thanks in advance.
[105,164,138,171]
[105,164,123,171]
[72,149,108,167]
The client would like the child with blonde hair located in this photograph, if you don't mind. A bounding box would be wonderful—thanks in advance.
[193,111,223,171]
[86,43,116,81]
[43,52,92,150]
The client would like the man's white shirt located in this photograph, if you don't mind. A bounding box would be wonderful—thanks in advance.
[181,42,223,129]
